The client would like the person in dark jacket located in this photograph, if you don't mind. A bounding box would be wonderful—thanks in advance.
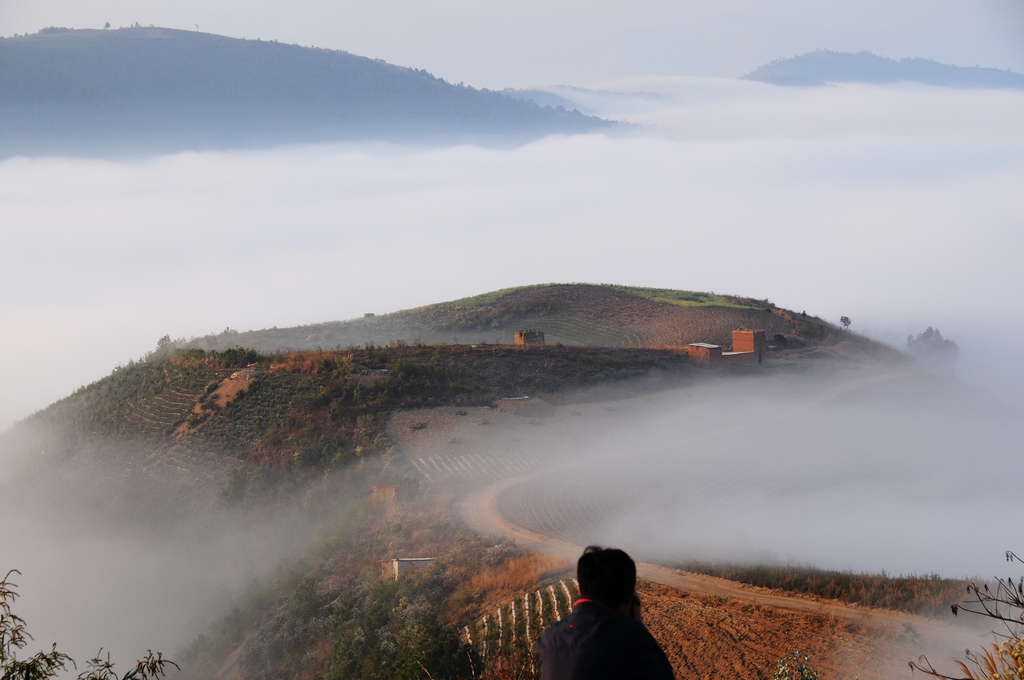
[533,546,675,680]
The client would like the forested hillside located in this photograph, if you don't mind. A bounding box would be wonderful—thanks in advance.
[0,27,610,156]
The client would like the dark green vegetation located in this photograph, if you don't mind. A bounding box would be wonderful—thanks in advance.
[179,493,543,680]
[685,562,968,619]
[907,327,959,373]
[743,50,1024,88]
[185,283,881,356]
[0,27,610,157]
[8,342,697,505]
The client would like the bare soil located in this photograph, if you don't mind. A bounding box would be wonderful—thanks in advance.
[638,580,907,680]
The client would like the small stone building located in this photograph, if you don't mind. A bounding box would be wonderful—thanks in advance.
[514,329,545,345]
[722,329,767,365]
[688,330,767,366]
[687,342,723,364]
[380,558,434,581]
[731,329,766,354]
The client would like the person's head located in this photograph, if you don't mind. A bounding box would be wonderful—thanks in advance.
[576,546,636,608]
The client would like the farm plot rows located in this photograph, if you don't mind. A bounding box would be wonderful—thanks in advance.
[468,577,898,680]
[182,372,328,456]
[496,315,640,347]
[194,284,798,351]
[496,477,639,544]
[295,313,641,348]
[409,449,537,482]
[122,385,201,436]
[465,578,580,659]
[637,581,897,680]
[467,285,793,347]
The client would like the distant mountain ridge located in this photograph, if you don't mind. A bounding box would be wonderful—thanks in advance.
[0,27,611,157]
[743,50,1024,88]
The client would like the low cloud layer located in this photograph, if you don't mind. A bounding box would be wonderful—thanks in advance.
[475,366,1024,579]
[578,371,1023,578]
[2,79,1023,430]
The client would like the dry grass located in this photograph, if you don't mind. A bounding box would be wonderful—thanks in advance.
[268,350,352,376]
[684,562,968,619]
[467,555,571,602]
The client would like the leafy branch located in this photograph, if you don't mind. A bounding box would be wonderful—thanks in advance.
[910,552,1024,680]
[1,570,176,680]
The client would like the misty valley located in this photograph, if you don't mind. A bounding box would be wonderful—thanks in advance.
[3,15,1024,680]
[2,285,1021,680]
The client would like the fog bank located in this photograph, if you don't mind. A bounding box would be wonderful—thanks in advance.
[0,446,358,673]
[2,78,1022,430]
[471,366,1024,579]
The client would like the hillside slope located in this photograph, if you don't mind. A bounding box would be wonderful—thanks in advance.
[2,285,891,493]
[186,283,877,354]
[743,50,1024,88]
[2,344,700,509]
[1,283,899,507]
[0,27,610,157]
[0,285,922,680]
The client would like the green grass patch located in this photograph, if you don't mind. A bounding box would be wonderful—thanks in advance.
[605,285,759,309]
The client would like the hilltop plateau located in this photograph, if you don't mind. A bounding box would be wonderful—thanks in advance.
[0,27,610,157]
[187,283,890,358]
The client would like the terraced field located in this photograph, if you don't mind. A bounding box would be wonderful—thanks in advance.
[122,385,201,436]
[409,449,537,482]
[496,478,635,544]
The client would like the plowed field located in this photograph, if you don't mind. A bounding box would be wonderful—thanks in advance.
[639,581,906,680]
[190,283,801,350]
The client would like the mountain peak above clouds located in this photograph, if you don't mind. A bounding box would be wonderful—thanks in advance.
[743,50,1024,88]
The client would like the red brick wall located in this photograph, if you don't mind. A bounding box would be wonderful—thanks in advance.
[732,330,766,353]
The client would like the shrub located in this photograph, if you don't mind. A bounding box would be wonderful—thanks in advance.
[771,650,819,680]
[912,551,1024,680]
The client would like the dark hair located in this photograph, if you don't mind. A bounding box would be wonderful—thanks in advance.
[577,546,636,607]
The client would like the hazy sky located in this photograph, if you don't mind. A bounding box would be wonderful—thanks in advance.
[3,0,1024,86]
[2,78,1023,431]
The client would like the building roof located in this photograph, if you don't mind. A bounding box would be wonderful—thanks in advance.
[689,342,722,348]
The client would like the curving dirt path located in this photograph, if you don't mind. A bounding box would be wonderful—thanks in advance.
[458,470,979,659]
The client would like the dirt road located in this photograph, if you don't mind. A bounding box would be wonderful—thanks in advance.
[458,471,980,659]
